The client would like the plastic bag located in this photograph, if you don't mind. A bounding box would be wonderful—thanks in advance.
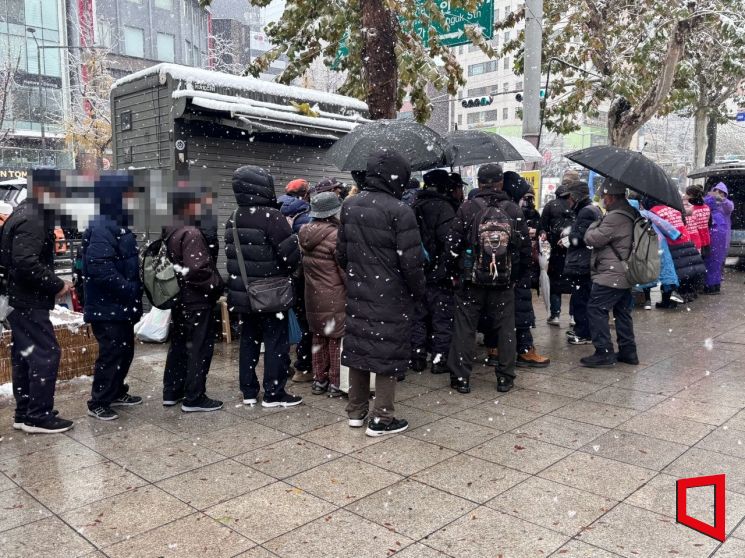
[134,308,171,343]
[0,294,13,322]
[538,239,551,314]
[339,339,375,393]
[288,309,302,345]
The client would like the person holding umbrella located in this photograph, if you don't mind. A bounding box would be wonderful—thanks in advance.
[581,178,639,368]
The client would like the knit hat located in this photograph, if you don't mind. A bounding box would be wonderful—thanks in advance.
[29,168,63,193]
[599,178,627,196]
[310,191,342,219]
[567,181,590,200]
[315,178,344,194]
[286,178,309,195]
[562,169,580,184]
[713,182,728,196]
[423,169,452,190]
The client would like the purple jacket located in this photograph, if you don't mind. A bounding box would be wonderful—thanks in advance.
[705,194,733,231]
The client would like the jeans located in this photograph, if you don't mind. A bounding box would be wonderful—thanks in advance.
[550,293,562,317]
[447,284,516,379]
[8,309,60,423]
[163,306,215,404]
[89,321,135,409]
[239,312,290,399]
[570,276,593,339]
[587,284,637,355]
[346,367,397,425]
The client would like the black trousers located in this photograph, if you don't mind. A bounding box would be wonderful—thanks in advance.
[239,312,290,399]
[163,306,215,404]
[8,308,61,423]
[587,283,637,355]
[570,276,593,339]
[485,327,532,354]
[411,284,454,359]
[88,321,135,409]
[448,284,516,379]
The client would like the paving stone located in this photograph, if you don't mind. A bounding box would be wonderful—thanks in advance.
[664,448,745,495]
[253,407,345,436]
[650,397,740,426]
[406,417,499,452]
[579,430,688,470]
[401,388,484,416]
[584,386,667,411]
[514,415,608,449]
[696,425,745,460]
[0,487,52,533]
[617,412,715,445]
[234,438,341,479]
[0,516,96,558]
[551,400,640,428]
[495,389,576,414]
[552,540,624,557]
[195,423,289,457]
[466,432,573,474]
[299,421,386,454]
[451,400,542,431]
[351,435,457,476]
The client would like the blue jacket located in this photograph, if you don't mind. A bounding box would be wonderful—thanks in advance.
[82,175,143,322]
[279,196,311,233]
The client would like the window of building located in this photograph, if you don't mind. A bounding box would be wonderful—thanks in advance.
[468,43,481,53]
[457,114,462,126]
[96,20,112,48]
[504,31,510,43]
[157,32,175,62]
[127,0,142,4]
[494,7,500,21]
[123,26,144,58]
[184,40,192,65]
[193,44,200,65]
[468,60,497,76]
[515,107,521,119]
[154,0,172,9]
[484,109,499,122]
[503,82,509,92]
[503,57,511,70]
[467,112,481,125]
[468,86,490,97]
[503,107,509,120]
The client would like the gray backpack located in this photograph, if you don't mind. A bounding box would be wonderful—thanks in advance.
[609,211,660,286]
[141,231,181,309]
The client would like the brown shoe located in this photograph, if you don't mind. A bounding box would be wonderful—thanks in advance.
[291,369,314,382]
[516,347,550,368]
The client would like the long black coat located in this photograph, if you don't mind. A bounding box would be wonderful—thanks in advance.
[224,166,301,314]
[0,199,64,310]
[669,242,706,283]
[539,196,574,294]
[564,198,601,279]
[412,189,458,285]
[337,151,426,377]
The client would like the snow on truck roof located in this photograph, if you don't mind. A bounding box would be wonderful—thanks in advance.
[112,63,369,113]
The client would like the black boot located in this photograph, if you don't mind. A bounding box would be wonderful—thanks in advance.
[616,351,639,365]
[496,372,514,393]
[431,360,450,375]
[580,351,617,368]
[450,374,471,394]
[410,356,427,372]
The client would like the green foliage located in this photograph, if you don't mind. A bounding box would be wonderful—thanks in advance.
[199,0,495,122]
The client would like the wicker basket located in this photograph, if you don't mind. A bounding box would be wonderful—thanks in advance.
[0,323,99,385]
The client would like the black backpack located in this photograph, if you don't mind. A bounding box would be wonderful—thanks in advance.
[141,231,181,310]
[468,198,516,288]
[414,202,439,272]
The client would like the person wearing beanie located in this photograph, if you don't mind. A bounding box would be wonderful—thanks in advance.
[538,175,575,326]
[703,182,734,293]
[298,192,346,398]
[0,168,74,433]
[401,177,421,207]
[409,169,462,374]
[563,181,602,345]
[580,178,639,368]
[162,185,225,412]
[278,179,311,234]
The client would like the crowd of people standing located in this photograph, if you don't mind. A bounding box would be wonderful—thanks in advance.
[0,156,734,437]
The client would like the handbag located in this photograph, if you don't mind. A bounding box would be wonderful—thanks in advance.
[231,210,294,314]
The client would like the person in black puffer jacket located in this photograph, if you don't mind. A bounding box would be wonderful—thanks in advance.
[410,169,462,374]
[563,182,602,344]
[337,149,426,437]
[0,169,74,433]
[225,165,302,409]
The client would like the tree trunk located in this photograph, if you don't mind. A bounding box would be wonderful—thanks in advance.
[692,108,708,169]
[705,114,717,166]
[361,0,397,120]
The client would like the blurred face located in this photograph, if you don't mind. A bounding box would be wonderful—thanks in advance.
[713,188,725,200]
[452,185,464,202]
[601,193,614,209]
[122,190,137,213]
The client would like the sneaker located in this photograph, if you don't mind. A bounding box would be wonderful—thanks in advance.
[14,410,58,430]
[516,347,550,368]
[569,315,576,327]
[327,386,344,398]
[21,416,74,434]
[242,397,258,406]
[312,380,329,395]
[181,397,224,412]
[565,329,576,337]
[163,395,184,407]
[496,374,514,393]
[87,406,119,421]
[366,417,409,437]
[431,361,450,375]
[262,392,303,408]
[567,334,593,345]
[484,348,499,368]
[655,301,678,309]
[580,352,617,368]
[616,352,640,366]
[546,315,560,326]
[450,375,471,394]
[111,393,143,407]
[644,302,652,310]
[348,410,368,428]
[291,370,314,383]
[670,292,685,303]
[410,356,427,372]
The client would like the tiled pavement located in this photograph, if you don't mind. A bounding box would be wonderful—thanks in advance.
[2,276,745,557]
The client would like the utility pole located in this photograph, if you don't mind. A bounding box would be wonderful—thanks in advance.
[522,0,543,149]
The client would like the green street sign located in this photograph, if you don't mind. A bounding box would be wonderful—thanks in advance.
[414,0,494,47]
[332,0,494,68]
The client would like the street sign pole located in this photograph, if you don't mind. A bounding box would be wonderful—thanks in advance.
[522,0,543,150]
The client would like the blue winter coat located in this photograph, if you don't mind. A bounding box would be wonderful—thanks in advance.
[82,175,143,322]
[629,200,680,289]
[279,196,311,233]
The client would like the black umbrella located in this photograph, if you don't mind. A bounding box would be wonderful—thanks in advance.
[325,120,448,172]
[566,146,683,212]
[443,130,523,166]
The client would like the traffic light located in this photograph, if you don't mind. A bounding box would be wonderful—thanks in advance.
[461,96,493,109]
[515,90,546,102]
